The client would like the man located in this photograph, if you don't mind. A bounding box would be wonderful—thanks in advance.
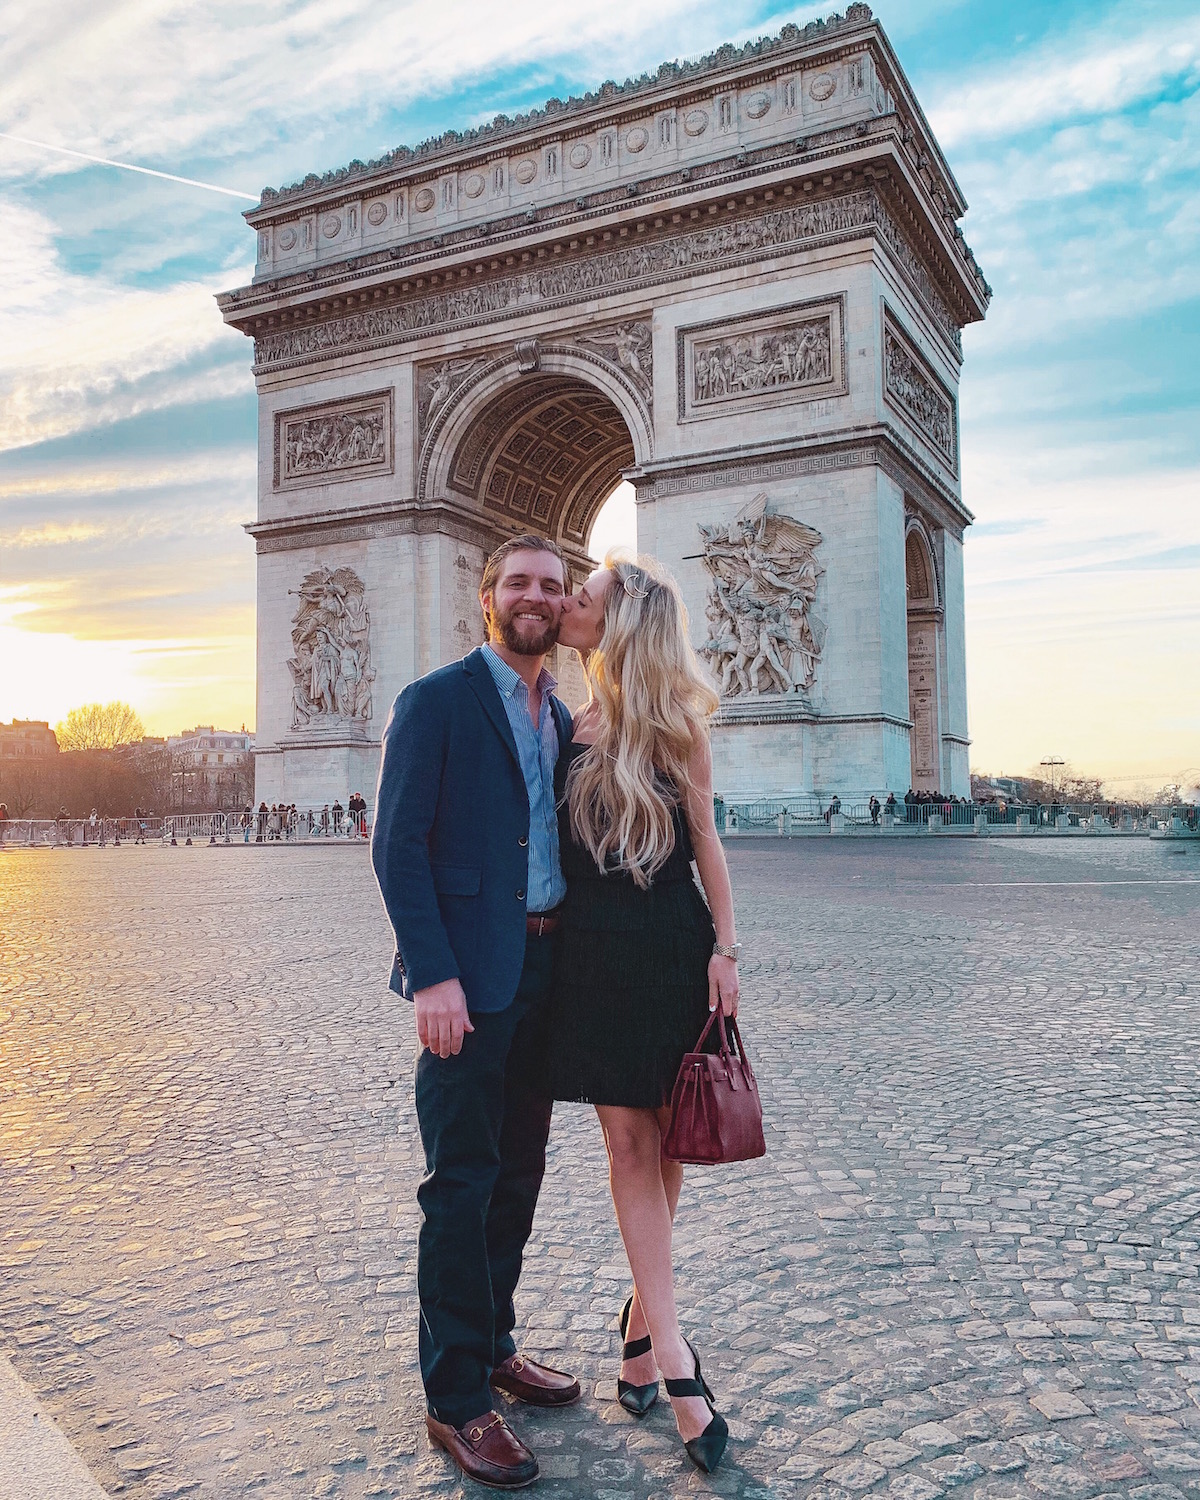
[372,535,579,1490]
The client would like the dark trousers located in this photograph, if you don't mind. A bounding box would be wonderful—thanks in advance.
[414,933,555,1429]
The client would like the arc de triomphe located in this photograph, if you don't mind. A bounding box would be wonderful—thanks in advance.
[218,4,989,812]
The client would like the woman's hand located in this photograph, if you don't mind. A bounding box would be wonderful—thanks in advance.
[707,953,739,1017]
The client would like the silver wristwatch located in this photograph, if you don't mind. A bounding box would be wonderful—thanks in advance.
[713,941,742,961]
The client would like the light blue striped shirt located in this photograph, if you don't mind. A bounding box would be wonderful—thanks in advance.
[481,645,567,913]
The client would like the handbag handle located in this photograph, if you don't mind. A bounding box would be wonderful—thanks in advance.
[695,1004,746,1061]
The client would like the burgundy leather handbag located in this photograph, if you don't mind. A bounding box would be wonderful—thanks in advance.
[663,1006,766,1165]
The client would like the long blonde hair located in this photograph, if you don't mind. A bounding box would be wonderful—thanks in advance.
[567,552,718,888]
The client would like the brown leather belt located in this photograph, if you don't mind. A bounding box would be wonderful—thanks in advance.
[526,910,561,937]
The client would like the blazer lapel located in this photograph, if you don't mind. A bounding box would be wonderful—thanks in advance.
[551,695,573,758]
[463,648,520,769]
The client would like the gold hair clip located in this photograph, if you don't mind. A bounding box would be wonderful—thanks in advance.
[622,572,649,600]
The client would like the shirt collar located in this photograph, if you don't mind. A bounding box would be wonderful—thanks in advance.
[481,643,557,700]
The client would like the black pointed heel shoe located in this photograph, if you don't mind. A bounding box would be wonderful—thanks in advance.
[616,1293,659,1417]
[664,1340,729,1474]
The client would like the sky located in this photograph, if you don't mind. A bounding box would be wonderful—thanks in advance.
[0,0,1197,792]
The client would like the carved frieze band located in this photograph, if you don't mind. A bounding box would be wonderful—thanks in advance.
[273,390,394,491]
[881,306,956,471]
[253,189,961,374]
[635,433,967,538]
[677,295,845,422]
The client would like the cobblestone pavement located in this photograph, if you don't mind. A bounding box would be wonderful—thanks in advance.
[0,837,1198,1500]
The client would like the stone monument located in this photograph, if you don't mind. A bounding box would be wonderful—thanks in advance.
[218,4,989,810]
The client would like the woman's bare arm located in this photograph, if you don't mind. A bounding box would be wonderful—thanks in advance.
[683,735,740,1016]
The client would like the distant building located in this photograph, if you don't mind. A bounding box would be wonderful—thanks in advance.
[167,726,255,809]
[0,720,59,758]
[982,777,1023,799]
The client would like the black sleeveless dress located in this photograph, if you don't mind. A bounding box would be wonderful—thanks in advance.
[545,741,716,1108]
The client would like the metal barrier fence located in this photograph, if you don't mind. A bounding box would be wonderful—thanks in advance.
[713,799,1194,835]
[179,811,370,843]
[0,812,372,846]
[5,802,1194,848]
[0,817,165,847]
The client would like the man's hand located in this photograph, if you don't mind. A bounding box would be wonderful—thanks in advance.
[414,977,474,1058]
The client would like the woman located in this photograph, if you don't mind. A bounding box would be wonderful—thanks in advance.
[550,551,740,1474]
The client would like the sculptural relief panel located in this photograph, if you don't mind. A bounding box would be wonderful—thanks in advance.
[287,566,375,731]
[677,296,846,421]
[698,493,825,703]
[273,391,394,491]
[881,306,957,470]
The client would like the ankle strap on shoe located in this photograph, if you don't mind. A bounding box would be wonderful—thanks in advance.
[664,1376,706,1398]
[622,1334,652,1360]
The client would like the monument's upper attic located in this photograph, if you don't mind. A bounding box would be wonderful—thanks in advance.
[231,6,988,316]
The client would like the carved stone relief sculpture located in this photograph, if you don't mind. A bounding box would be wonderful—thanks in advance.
[417,356,487,437]
[274,392,393,491]
[678,296,845,420]
[698,493,825,700]
[882,308,957,468]
[287,567,375,731]
[574,322,653,403]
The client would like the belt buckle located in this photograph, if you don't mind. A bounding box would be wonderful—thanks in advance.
[535,913,547,937]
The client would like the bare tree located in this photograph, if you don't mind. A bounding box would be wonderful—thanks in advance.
[55,702,145,752]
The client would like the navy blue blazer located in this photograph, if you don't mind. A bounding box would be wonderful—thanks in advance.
[371,647,573,1014]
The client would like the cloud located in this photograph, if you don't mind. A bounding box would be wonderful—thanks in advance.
[928,13,1200,148]
[0,198,252,452]
[0,0,818,186]
[0,0,1196,772]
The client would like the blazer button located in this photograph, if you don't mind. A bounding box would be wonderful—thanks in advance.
[516,888,525,901]
[518,835,528,847]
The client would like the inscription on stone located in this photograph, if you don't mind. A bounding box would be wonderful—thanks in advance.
[274,391,393,491]
[678,297,845,421]
[883,309,956,467]
[451,549,484,657]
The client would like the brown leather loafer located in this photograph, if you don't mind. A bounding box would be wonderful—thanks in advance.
[425,1410,539,1490]
[490,1352,582,1407]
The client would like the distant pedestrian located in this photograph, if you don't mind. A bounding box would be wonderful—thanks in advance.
[332,799,344,834]
[256,800,268,841]
[869,795,880,826]
[320,803,330,836]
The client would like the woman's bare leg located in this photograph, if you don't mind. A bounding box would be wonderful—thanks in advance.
[619,1132,682,1384]
[596,1104,711,1441]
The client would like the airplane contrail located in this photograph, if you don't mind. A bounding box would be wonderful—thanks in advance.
[0,131,259,201]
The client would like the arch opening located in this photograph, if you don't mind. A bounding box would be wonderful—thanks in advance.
[905,524,943,794]
[446,375,635,555]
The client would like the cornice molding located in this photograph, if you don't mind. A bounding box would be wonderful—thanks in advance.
[244,496,596,563]
[627,422,972,535]
[222,122,987,324]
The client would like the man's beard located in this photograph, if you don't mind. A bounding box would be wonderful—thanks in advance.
[492,600,558,657]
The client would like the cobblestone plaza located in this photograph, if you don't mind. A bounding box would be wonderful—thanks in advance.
[1,838,1198,1500]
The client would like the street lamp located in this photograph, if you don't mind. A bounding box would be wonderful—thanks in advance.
[1040,756,1065,801]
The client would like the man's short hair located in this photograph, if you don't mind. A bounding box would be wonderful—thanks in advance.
[479,534,568,627]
